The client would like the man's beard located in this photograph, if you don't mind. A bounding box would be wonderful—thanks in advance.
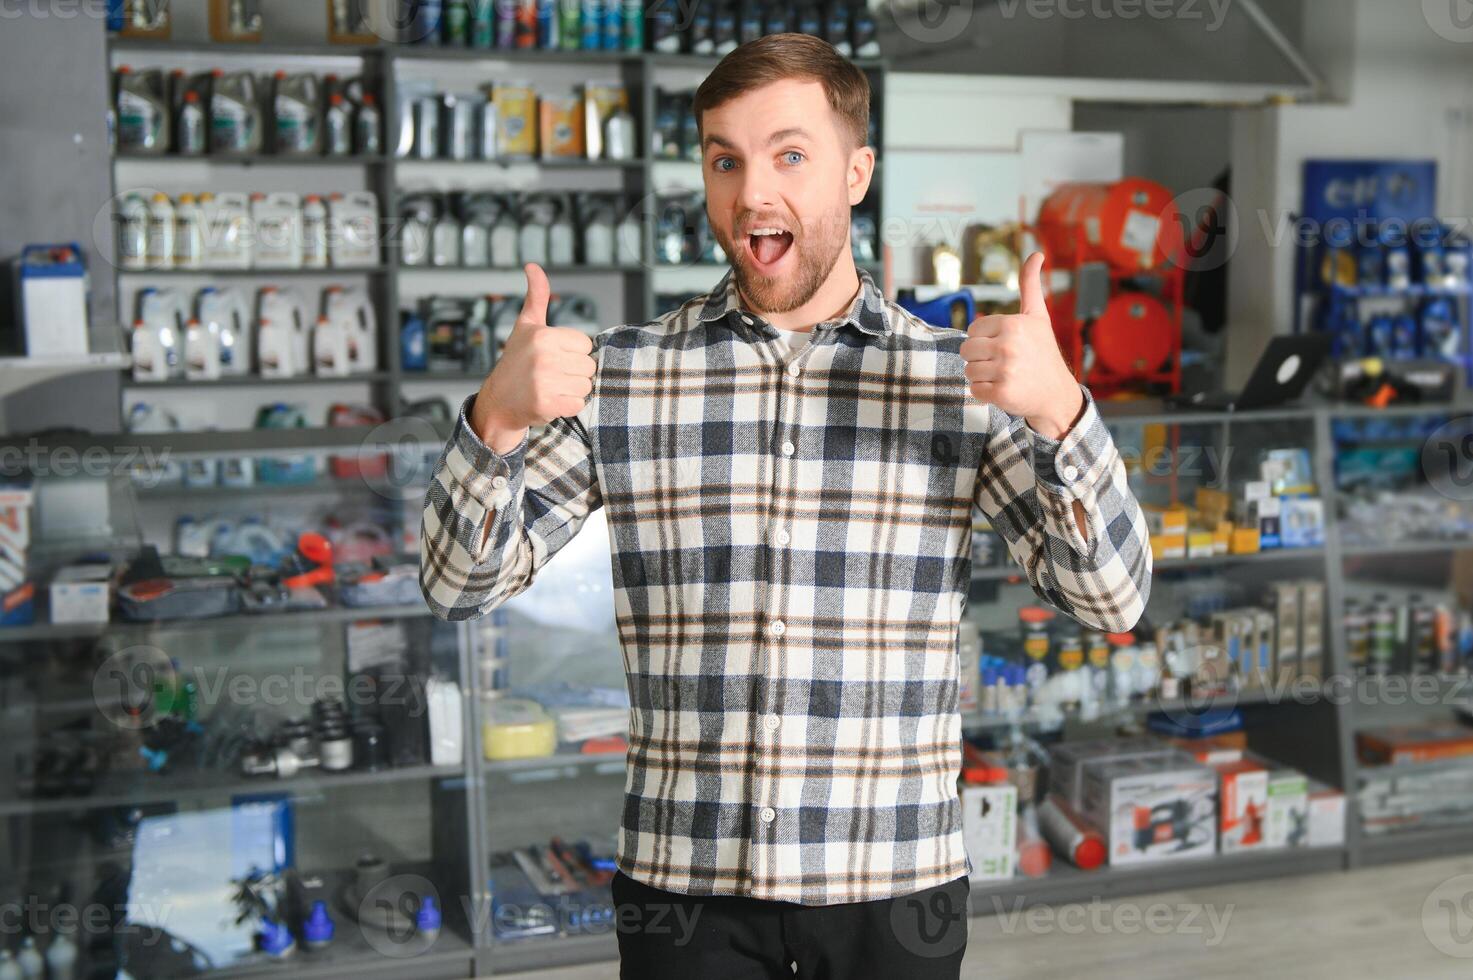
[712,209,849,315]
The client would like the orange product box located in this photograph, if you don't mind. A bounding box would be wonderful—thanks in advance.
[1357,723,1473,766]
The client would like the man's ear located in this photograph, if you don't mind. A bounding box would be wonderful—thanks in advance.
[847,145,875,207]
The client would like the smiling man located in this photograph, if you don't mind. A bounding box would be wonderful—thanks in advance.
[421,32,1151,980]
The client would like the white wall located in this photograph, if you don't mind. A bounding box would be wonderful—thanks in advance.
[1226,0,1473,383]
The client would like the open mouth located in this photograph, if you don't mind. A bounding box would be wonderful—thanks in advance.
[746,227,795,272]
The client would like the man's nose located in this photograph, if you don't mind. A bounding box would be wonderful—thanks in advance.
[735,164,780,215]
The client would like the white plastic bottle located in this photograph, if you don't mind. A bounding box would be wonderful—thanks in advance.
[301,195,329,269]
[198,287,253,376]
[0,950,21,980]
[15,938,41,980]
[146,192,176,270]
[118,193,150,270]
[313,314,350,377]
[184,317,221,380]
[46,932,79,980]
[323,285,378,372]
[257,286,309,377]
[174,193,205,269]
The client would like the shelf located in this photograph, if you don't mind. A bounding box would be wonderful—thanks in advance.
[490,930,618,975]
[0,421,452,460]
[115,153,388,166]
[1328,283,1473,299]
[395,156,644,170]
[970,547,1324,582]
[390,44,636,64]
[1358,823,1473,867]
[118,265,389,278]
[961,687,1285,734]
[396,263,643,275]
[1340,538,1473,558]
[0,602,433,643]
[0,352,130,399]
[1,762,463,818]
[124,373,391,389]
[484,749,627,781]
[969,846,1345,912]
[108,37,382,58]
[136,477,423,500]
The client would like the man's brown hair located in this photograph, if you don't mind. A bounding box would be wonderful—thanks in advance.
[693,33,871,150]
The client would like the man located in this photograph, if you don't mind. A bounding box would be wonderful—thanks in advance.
[421,32,1151,980]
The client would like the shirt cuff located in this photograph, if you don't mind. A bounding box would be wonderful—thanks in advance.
[1029,386,1113,496]
[445,394,527,512]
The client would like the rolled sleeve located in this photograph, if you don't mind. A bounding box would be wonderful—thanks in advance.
[446,394,527,516]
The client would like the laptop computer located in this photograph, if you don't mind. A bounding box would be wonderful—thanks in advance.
[1168,335,1332,412]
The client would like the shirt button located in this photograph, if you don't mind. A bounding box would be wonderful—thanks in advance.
[760,806,776,823]
[740,314,754,326]
[775,529,791,546]
[491,475,508,490]
[787,362,801,378]
[1062,464,1080,483]
[764,714,780,732]
[780,441,795,457]
[770,619,786,637]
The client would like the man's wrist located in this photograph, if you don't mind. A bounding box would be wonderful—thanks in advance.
[1026,386,1086,441]
[470,396,528,455]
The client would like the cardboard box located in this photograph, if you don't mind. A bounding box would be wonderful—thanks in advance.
[1143,504,1189,536]
[1212,522,1233,555]
[1269,582,1300,684]
[1251,609,1276,690]
[1357,723,1473,766]
[1230,527,1261,554]
[1215,758,1269,853]
[538,95,586,160]
[1080,753,1218,866]
[1306,783,1346,848]
[1264,766,1310,849]
[1151,534,1186,561]
[1048,737,1174,810]
[494,85,539,158]
[1248,496,1282,549]
[1280,497,1325,548]
[1169,731,1247,766]
[49,564,111,624]
[960,783,1017,881]
[1188,529,1216,559]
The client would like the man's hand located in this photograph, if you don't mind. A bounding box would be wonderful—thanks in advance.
[470,263,596,454]
[960,252,1084,440]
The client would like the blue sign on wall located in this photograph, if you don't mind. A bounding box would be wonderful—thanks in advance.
[1301,160,1438,227]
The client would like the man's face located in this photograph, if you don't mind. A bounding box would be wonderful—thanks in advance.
[701,78,871,314]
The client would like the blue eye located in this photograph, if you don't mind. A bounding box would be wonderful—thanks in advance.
[713,157,735,172]
[783,151,804,165]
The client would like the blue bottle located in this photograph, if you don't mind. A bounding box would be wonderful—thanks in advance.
[581,0,602,49]
[601,0,622,50]
[402,313,427,371]
[410,0,445,43]
[537,0,557,47]
[304,901,336,950]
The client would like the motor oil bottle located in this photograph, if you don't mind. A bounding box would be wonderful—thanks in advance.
[272,71,322,155]
[466,296,497,374]
[489,196,520,267]
[202,192,254,269]
[257,286,310,377]
[579,194,615,266]
[518,195,552,266]
[118,192,150,271]
[184,317,221,380]
[177,89,207,156]
[133,287,189,380]
[210,69,263,155]
[432,193,463,267]
[198,286,253,375]
[146,193,176,270]
[174,193,205,269]
[550,294,599,334]
[548,195,576,266]
[325,93,353,156]
[400,193,436,267]
[461,193,497,266]
[324,285,379,372]
[313,314,350,377]
[355,93,383,155]
[115,65,170,154]
[302,194,329,269]
[251,192,303,269]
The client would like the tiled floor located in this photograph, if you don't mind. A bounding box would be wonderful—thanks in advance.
[496,855,1473,979]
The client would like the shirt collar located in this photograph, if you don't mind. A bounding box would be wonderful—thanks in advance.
[695,266,891,337]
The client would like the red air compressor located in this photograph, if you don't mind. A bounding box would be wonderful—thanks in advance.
[1033,179,1187,397]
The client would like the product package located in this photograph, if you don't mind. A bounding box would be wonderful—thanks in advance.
[1080,752,1218,866]
[495,84,538,158]
[1264,765,1310,849]
[583,83,629,160]
[1214,758,1268,853]
[960,782,1017,881]
[539,94,585,159]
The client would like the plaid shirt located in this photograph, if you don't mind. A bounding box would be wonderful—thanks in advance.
[420,268,1151,905]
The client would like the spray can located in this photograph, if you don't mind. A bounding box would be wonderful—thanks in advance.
[354,93,382,155]
[600,0,621,49]
[413,97,441,159]
[537,0,557,47]
[497,0,519,46]
[471,0,495,45]
[444,0,471,43]
[177,89,206,155]
[580,0,601,49]
[325,94,353,156]
[621,0,642,48]
[558,0,581,48]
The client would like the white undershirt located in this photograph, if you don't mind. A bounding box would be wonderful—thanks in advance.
[773,327,814,358]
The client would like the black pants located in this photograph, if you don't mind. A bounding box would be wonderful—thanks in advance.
[611,871,970,980]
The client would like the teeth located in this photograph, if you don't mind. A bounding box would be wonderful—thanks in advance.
[750,228,785,236]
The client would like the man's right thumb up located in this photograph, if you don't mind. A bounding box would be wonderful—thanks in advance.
[515,262,551,331]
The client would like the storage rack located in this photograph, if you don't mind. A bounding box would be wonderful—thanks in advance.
[106,36,887,436]
[0,30,1460,980]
